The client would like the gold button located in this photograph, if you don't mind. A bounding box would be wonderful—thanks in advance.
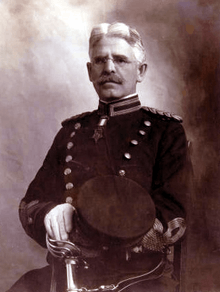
[67,142,74,149]
[124,153,131,160]
[144,121,151,127]
[64,168,71,175]
[139,130,146,136]
[74,123,81,130]
[66,196,73,204]
[131,140,138,145]
[119,169,126,176]
[66,182,74,190]
[70,131,76,137]
[65,155,72,163]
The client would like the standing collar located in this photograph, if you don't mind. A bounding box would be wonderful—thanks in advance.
[98,93,141,117]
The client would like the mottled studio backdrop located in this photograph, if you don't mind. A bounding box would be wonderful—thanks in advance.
[0,0,220,291]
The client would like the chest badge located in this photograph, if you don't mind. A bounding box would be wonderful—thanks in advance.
[92,116,108,143]
[92,128,103,143]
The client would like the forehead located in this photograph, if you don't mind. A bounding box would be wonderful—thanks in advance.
[91,36,136,59]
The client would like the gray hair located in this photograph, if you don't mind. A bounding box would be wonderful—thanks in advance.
[89,22,146,64]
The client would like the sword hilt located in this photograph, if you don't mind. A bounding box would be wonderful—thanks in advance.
[46,234,87,292]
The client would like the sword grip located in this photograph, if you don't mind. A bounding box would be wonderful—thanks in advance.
[65,258,78,292]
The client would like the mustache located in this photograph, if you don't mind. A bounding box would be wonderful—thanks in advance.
[98,74,124,85]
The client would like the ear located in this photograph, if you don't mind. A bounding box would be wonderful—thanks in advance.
[137,63,147,83]
[87,62,93,82]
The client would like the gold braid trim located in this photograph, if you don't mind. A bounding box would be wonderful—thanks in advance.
[137,217,186,252]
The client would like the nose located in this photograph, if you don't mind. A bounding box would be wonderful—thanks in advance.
[103,58,116,74]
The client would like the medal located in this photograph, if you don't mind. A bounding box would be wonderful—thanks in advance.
[92,127,104,143]
[92,116,108,143]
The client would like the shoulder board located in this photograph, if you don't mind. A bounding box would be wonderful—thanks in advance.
[61,111,93,127]
[142,106,182,122]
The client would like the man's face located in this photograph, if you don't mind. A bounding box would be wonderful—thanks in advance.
[87,37,146,102]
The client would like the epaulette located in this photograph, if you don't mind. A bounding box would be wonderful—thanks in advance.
[61,111,92,127]
[142,106,182,122]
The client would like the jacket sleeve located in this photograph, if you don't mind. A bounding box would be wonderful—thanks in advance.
[141,121,192,251]
[19,128,65,248]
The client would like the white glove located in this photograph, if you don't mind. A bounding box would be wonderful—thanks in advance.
[44,203,75,241]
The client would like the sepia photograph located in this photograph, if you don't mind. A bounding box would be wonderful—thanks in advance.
[0,0,220,291]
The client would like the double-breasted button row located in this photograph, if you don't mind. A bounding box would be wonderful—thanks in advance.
[66,123,81,162]
[123,120,152,162]
[138,120,151,136]
[70,122,81,137]
[64,123,81,195]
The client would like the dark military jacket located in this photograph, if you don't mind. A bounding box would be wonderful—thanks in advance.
[19,94,189,251]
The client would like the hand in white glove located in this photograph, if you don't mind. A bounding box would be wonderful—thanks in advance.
[44,203,75,241]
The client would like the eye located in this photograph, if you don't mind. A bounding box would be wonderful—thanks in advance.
[94,57,106,65]
[114,57,127,64]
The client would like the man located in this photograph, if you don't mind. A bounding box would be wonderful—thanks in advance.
[8,22,190,292]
